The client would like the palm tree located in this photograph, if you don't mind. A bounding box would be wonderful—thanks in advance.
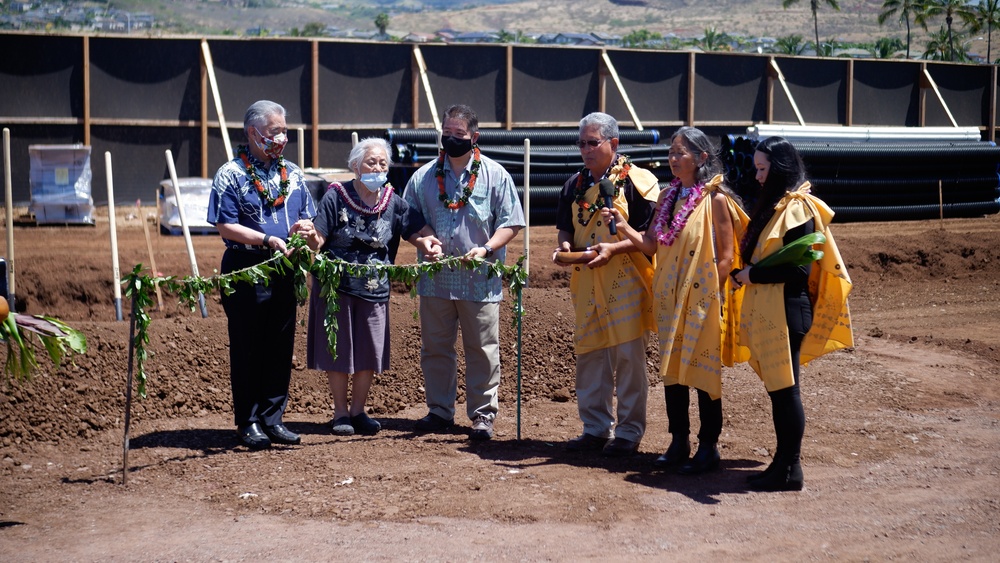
[698,26,731,51]
[774,34,808,55]
[815,37,839,56]
[869,36,906,58]
[878,0,921,59]
[923,25,972,61]
[971,0,1000,63]
[374,12,389,36]
[782,0,841,55]
[622,28,663,49]
[916,0,978,62]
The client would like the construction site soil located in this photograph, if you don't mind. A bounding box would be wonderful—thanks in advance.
[1,210,999,561]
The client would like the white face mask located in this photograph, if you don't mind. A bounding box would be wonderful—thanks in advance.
[359,171,387,192]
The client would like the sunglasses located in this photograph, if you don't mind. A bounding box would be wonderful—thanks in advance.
[574,138,609,149]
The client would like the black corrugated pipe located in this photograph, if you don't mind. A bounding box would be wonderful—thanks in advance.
[795,143,1000,164]
[385,128,661,145]
[819,188,1000,206]
[510,170,675,186]
[811,175,1000,194]
[831,200,1000,222]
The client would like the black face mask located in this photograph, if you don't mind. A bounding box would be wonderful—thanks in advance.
[441,135,473,158]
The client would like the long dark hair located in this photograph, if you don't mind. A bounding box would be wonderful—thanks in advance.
[739,136,807,260]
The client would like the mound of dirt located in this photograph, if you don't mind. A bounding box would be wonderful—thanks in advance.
[2,213,999,560]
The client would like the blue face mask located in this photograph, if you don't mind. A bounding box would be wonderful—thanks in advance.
[359,171,388,192]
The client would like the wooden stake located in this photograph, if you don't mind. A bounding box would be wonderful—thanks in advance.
[105,152,123,321]
[138,199,163,311]
[939,179,944,229]
[3,128,15,309]
[165,149,208,317]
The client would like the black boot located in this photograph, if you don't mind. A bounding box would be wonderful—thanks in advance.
[655,385,691,470]
[748,460,803,491]
[746,457,782,483]
[677,442,720,475]
[653,434,690,469]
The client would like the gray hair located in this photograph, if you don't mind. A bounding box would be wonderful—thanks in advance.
[441,104,479,134]
[579,112,619,140]
[243,100,286,135]
[670,126,722,183]
[347,137,392,174]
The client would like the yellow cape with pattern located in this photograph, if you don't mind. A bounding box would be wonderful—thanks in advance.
[739,182,854,392]
[569,165,660,355]
[653,174,750,400]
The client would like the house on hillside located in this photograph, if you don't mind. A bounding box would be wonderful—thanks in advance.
[591,32,621,46]
[554,32,600,46]
[402,32,436,43]
[453,31,499,43]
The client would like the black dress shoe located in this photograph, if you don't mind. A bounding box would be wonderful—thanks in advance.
[566,433,610,452]
[414,412,454,433]
[263,423,301,445]
[602,437,639,458]
[653,437,691,469]
[677,443,720,475]
[238,423,271,450]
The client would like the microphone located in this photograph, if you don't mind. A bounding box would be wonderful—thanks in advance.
[598,178,617,235]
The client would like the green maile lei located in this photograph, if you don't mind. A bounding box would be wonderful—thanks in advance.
[122,235,526,398]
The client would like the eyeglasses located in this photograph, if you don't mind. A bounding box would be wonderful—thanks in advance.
[574,138,609,149]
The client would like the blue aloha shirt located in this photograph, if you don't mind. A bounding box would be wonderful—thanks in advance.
[207,151,316,246]
[403,152,525,303]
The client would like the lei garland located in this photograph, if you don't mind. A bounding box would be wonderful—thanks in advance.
[332,181,394,215]
[238,145,289,208]
[436,146,481,210]
[652,177,707,247]
[573,154,632,226]
[121,235,526,399]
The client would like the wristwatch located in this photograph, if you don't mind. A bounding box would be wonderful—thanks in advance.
[482,244,494,258]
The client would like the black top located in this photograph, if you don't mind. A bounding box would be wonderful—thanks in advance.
[749,218,815,298]
[555,159,656,235]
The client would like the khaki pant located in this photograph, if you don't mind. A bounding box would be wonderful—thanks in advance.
[575,335,649,443]
[419,296,501,422]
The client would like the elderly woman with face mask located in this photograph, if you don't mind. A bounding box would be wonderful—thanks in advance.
[306,137,439,437]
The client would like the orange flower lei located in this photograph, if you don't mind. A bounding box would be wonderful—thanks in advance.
[238,145,289,208]
[574,154,631,226]
[436,146,481,210]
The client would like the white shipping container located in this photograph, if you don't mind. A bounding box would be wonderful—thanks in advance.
[158,177,217,235]
[28,144,93,203]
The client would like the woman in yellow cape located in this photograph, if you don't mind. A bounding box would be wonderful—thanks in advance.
[733,136,854,492]
[605,127,748,475]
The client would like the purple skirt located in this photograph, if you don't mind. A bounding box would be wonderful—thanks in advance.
[306,279,390,373]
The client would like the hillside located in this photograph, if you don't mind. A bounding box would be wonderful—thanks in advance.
[118,0,987,57]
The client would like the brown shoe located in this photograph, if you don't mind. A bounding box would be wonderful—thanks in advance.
[602,437,639,458]
[566,433,610,452]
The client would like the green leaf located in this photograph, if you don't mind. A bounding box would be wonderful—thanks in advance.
[753,232,826,269]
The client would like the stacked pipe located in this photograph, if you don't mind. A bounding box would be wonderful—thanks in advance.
[385,128,668,224]
[721,136,1000,222]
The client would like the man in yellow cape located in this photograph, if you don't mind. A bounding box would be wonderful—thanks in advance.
[553,112,660,458]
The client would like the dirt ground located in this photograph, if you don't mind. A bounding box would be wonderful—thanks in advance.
[1,208,999,561]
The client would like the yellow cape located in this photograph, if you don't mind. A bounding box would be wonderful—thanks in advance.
[653,174,750,400]
[739,183,854,391]
[569,165,660,354]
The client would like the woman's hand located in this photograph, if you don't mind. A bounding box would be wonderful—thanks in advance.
[732,267,751,288]
[586,242,614,268]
